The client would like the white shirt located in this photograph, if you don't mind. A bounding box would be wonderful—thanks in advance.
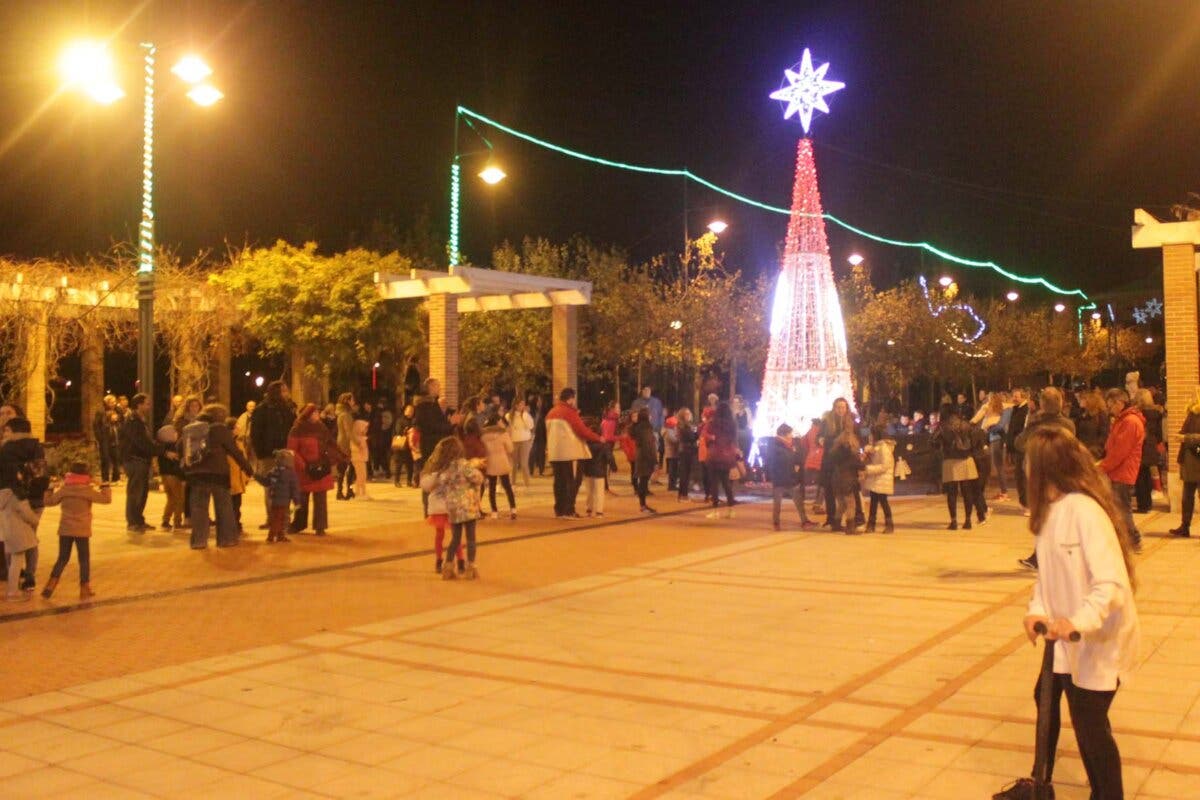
[1028,492,1140,690]
[507,410,535,443]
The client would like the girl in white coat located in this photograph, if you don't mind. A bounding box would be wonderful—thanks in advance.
[862,424,895,533]
[995,426,1139,800]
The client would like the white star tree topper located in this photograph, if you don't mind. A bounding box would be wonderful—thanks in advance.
[769,48,845,133]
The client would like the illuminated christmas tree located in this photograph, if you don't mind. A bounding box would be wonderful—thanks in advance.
[755,50,854,437]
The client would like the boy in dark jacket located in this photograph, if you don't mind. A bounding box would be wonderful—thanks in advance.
[265,449,301,542]
[582,425,611,517]
[767,424,812,530]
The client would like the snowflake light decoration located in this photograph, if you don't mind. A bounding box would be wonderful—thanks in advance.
[769,49,845,134]
[1144,298,1163,318]
[1132,308,1148,325]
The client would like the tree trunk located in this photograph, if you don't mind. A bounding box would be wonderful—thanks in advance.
[614,363,621,408]
[80,324,104,444]
[636,353,643,393]
[692,366,702,413]
[728,354,738,401]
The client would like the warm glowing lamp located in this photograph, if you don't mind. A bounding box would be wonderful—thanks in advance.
[669,319,683,330]
[171,55,212,84]
[847,253,864,266]
[186,84,223,106]
[1054,303,1066,313]
[707,220,728,235]
[478,165,507,185]
[938,276,953,288]
[1145,336,1154,344]
[1092,312,1102,320]
[1005,291,1019,302]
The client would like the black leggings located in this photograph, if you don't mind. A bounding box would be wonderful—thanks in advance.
[50,536,90,583]
[868,492,892,524]
[634,475,650,506]
[487,474,516,511]
[946,480,975,523]
[1036,672,1122,798]
[1183,481,1199,529]
[708,466,735,507]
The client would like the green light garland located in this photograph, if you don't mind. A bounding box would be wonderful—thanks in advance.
[455,106,1091,302]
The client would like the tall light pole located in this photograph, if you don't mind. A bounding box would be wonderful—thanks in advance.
[448,109,505,267]
[60,39,222,426]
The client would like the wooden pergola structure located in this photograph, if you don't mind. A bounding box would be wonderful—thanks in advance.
[375,265,592,407]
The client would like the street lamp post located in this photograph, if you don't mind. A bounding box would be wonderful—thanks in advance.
[448,110,505,267]
[60,39,222,428]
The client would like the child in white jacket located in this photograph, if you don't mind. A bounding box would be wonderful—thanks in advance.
[1,487,40,601]
[862,424,895,533]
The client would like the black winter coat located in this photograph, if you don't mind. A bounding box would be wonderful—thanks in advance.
[250,400,297,460]
[766,437,802,487]
[0,435,49,508]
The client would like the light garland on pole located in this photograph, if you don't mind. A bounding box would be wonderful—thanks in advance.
[138,42,155,275]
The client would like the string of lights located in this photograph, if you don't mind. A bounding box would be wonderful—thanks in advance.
[455,106,1092,302]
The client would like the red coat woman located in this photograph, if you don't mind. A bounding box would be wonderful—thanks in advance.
[287,403,341,535]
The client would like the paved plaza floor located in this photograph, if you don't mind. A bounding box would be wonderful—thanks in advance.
[1,477,1198,799]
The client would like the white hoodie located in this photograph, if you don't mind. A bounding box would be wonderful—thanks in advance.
[1028,492,1140,691]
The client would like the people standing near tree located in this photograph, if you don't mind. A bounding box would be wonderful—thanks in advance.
[421,437,483,581]
[92,394,122,483]
[973,392,1009,501]
[1006,389,1032,508]
[391,404,416,488]
[583,420,610,517]
[173,395,203,523]
[600,400,620,494]
[992,425,1139,800]
[767,423,810,530]
[413,378,455,516]
[675,408,698,502]
[825,427,864,535]
[820,398,862,530]
[802,418,824,516]
[703,402,740,518]
[350,413,371,501]
[969,423,991,526]
[932,403,978,531]
[1170,389,1200,538]
[506,398,535,488]
[481,414,517,520]
[334,393,358,500]
[250,380,297,530]
[1133,389,1163,513]
[264,448,300,544]
[663,415,680,492]
[182,404,253,549]
[631,409,659,514]
[226,415,251,531]
[288,403,339,536]
[530,395,548,477]
[731,395,753,472]
[1,478,39,602]
[630,386,665,472]
[546,388,603,519]
[119,394,172,533]
[370,399,392,480]
[420,439,462,575]
[863,423,895,533]
[234,400,257,477]
[41,462,111,600]
[156,425,185,530]
[1098,389,1144,554]
[1074,389,1110,460]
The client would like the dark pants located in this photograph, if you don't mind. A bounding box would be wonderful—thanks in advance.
[98,444,119,482]
[268,505,290,540]
[487,474,516,511]
[530,440,547,475]
[824,472,863,526]
[634,474,650,506]
[337,463,355,496]
[551,461,579,516]
[1013,450,1028,506]
[446,519,477,563]
[1134,464,1154,511]
[772,485,807,525]
[946,480,975,524]
[50,536,90,583]
[123,458,150,527]
[868,492,892,525]
[708,465,735,508]
[392,450,414,486]
[972,456,990,520]
[231,493,242,528]
[1110,481,1140,542]
[291,490,329,533]
[666,457,678,491]
[190,482,238,548]
[677,452,696,499]
[1035,672,1122,798]
[1182,481,1198,530]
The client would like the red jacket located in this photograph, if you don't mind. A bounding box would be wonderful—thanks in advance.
[1099,405,1144,485]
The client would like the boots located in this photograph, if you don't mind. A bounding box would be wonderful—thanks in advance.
[80,583,95,600]
[41,576,59,599]
[883,521,895,534]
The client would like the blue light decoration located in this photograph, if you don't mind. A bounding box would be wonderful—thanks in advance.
[1144,297,1163,318]
[769,49,845,134]
[919,275,989,347]
[1132,307,1148,325]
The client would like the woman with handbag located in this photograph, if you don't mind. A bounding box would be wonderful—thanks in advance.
[287,403,340,536]
[391,405,416,488]
[704,402,741,518]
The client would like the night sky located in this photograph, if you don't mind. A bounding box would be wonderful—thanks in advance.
[2,1,1197,302]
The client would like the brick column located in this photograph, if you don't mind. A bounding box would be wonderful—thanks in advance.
[552,305,578,401]
[213,332,232,410]
[23,308,48,438]
[1162,243,1199,511]
[428,294,459,409]
[80,324,104,444]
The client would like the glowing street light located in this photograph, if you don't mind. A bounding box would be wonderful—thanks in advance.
[1005,291,1019,302]
[1054,303,1066,313]
[669,319,683,330]
[847,253,864,266]
[1145,336,1154,344]
[886,339,895,346]
[1092,312,1102,320]
[59,38,224,428]
[938,276,953,288]
[707,220,728,235]
[478,165,507,185]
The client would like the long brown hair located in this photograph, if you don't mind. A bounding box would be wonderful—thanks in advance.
[1026,426,1136,590]
[422,436,464,476]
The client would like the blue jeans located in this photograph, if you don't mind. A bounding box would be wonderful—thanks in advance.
[51,537,90,583]
[446,519,477,563]
[189,482,239,548]
[123,458,150,527]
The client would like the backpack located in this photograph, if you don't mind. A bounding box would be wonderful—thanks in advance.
[943,424,973,458]
[181,420,211,470]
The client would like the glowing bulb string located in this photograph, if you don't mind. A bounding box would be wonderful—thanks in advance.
[456,106,1091,302]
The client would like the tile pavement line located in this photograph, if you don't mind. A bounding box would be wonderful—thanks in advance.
[641,573,1016,607]
[0,501,745,626]
[297,640,785,723]
[673,565,1027,597]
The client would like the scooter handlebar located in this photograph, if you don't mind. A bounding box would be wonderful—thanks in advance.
[1033,621,1082,642]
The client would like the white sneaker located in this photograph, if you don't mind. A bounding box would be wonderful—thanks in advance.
[464,563,478,580]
